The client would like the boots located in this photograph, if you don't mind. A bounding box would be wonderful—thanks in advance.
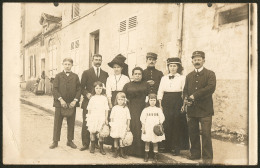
[90,141,95,153]
[153,152,158,164]
[144,151,149,162]
[120,147,127,159]
[99,142,106,155]
[113,147,119,158]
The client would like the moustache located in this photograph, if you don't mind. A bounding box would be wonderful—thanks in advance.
[195,63,200,66]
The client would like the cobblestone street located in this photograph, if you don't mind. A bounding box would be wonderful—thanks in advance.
[19,103,150,164]
[17,100,248,165]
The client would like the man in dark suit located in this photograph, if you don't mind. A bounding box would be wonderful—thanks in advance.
[49,58,81,149]
[143,52,163,94]
[80,54,109,151]
[183,51,216,164]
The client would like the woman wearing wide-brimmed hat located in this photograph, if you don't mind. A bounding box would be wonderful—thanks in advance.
[157,57,189,155]
[106,54,130,108]
[105,54,130,151]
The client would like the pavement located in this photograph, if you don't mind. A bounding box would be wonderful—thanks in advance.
[17,89,248,165]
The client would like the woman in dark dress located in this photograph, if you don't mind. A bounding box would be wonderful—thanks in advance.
[123,67,149,157]
[157,57,189,155]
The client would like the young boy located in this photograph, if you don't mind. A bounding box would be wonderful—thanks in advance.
[49,57,81,149]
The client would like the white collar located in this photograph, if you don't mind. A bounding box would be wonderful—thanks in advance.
[64,70,71,73]
[114,74,122,77]
[167,73,180,77]
[195,66,204,72]
[93,66,101,71]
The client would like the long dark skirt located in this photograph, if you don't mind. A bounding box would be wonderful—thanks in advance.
[127,95,146,157]
[162,92,189,152]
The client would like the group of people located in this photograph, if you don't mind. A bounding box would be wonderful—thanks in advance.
[49,51,216,164]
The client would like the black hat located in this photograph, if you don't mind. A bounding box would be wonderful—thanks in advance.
[192,51,205,59]
[146,52,158,60]
[167,57,182,65]
[108,54,128,68]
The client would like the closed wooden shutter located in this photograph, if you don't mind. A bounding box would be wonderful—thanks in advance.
[72,3,80,19]
[118,16,138,76]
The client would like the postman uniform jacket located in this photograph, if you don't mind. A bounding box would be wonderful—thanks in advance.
[80,67,109,109]
[52,71,81,108]
[183,68,216,117]
[143,67,164,94]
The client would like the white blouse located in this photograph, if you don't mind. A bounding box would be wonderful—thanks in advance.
[157,73,186,100]
[87,95,109,111]
[106,74,130,98]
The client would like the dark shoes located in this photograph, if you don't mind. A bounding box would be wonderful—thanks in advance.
[113,148,119,158]
[144,152,149,162]
[80,145,89,151]
[188,155,201,160]
[99,142,106,155]
[120,147,127,159]
[152,153,158,164]
[67,141,77,149]
[172,149,180,156]
[49,141,58,149]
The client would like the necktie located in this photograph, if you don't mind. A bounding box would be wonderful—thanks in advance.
[97,68,99,78]
[196,70,199,76]
[66,71,71,76]
[169,75,174,79]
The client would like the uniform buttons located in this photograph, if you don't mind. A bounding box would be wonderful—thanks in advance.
[195,87,197,89]
[197,75,199,76]
[196,81,198,83]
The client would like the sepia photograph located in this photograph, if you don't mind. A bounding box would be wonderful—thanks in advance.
[3,2,258,165]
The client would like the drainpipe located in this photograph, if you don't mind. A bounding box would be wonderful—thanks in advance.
[177,3,184,59]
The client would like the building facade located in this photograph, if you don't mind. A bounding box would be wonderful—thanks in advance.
[22,3,252,135]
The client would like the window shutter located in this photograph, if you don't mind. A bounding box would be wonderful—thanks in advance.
[30,56,33,77]
[72,3,80,19]
[128,16,137,29]
[75,40,79,48]
[33,55,36,77]
[71,41,74,50]
[119,20,126,32]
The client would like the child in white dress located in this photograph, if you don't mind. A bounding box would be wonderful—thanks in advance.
[140,93,165,163]
[86,81,109,155]
[109,92,131,158]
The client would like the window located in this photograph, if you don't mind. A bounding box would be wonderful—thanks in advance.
[70,39,80,75]
[29,55,36,78]
[218,5,248,26]
[89,30,100,68]
[71,3,80,20]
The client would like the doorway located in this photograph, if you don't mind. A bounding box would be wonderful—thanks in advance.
[89,30,100,68]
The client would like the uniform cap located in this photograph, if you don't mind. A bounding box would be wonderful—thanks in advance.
[192,51,205,59]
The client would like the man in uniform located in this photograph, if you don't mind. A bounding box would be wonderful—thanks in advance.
[143,52,163,94]
[143,52,164,153]
[183,51,216,164]
[80,54,109,151]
